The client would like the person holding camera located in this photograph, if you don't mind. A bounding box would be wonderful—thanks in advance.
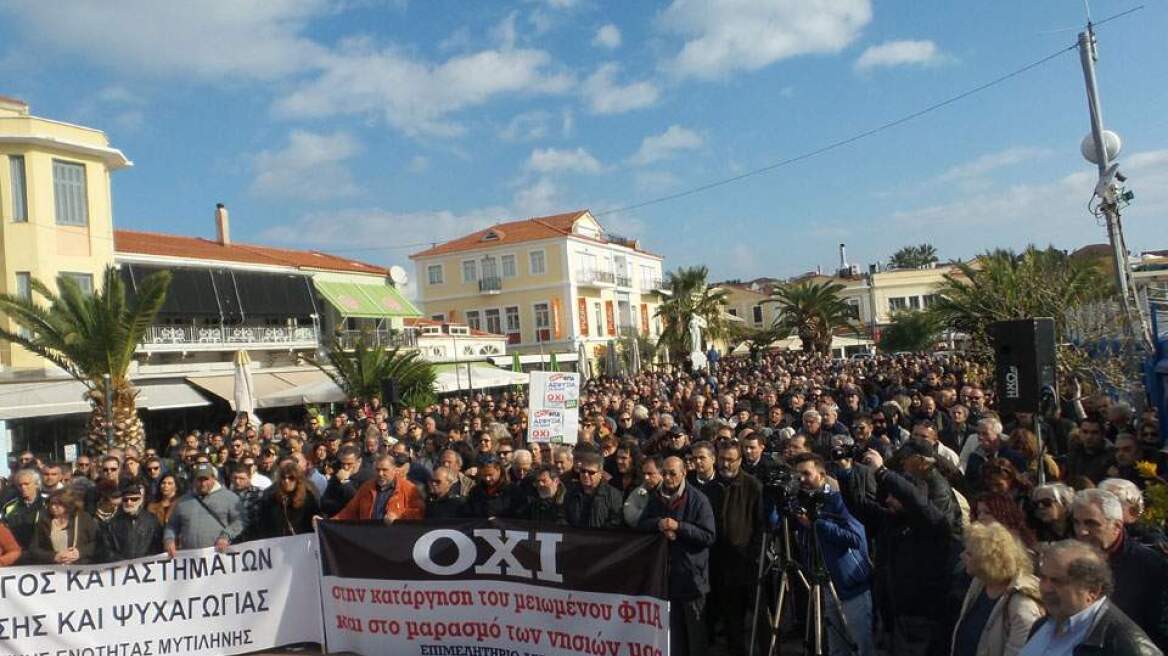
[790,452,875,656]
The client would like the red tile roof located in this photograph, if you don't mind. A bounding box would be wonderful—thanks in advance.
[114,230,390,276]
[409,210,588,258]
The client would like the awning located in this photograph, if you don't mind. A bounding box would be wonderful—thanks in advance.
[136,381,212,411]
[434,363,529,393]
[489,353,578,366]
[187,370,346,409]
[314,280,421,319]
[122,265,316,320]
[0,380,91,420]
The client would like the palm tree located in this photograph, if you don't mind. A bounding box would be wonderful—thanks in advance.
[878,310,943,353]
[889,243,939,269]
[0,266,171,453]
[312,337,436,410]
[654,266,729,361]
[768,280,856,355]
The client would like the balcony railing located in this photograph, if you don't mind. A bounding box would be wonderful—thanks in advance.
[577,269,615,286]
[644,278,670,293]
[478,276,503,294]
[615,274,632,288]
[337,328,418,350]
[139,324,319,352]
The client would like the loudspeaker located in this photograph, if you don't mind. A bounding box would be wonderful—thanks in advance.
[988,318,1056,415]
[380,379,400,407]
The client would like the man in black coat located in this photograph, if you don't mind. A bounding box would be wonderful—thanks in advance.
[564,452,623,529]
[423,467,466,520]
[100,483,163,562]
[710,443,764,656]
[639,456,716,656]
[321,446,362,516]
[1072,488,1168,651]
[523,466,567,526]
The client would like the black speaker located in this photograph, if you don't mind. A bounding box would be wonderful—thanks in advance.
[988,318,1056,415]
[380,379,400,407]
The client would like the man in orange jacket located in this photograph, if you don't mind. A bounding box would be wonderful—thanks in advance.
[333,454,425,522]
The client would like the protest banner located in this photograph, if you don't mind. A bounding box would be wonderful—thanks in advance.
[527,371,580,444]
[318,519,670,656]
[0,534,321,656]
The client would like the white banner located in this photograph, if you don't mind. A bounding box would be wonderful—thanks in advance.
[0,534,322,656]
[527,371,580,444]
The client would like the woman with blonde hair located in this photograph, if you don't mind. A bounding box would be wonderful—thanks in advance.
[950,521,1044,656]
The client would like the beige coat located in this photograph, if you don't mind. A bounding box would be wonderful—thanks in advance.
[950,574,1045,656]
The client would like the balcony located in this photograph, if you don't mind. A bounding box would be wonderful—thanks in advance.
[478,276,503,294]
[615,274,632,288]
[337,328,418,350]
[577,269,616,287]
[644,278,671,295]
[139,324,319,352]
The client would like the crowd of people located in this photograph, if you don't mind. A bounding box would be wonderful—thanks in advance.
[0,350,1165,656]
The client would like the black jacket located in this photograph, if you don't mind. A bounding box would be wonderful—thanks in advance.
[1028,599,1161,656]
[424,494,468,520]
[638,483,716,601]
[466,482,521,518]
[100,509,163,562]
[257,489,320,538]
[321,475,359,516]
[1109,531,1168,651]
[522,485,568,525]
[564,483,624,529]
[710,471,764,587]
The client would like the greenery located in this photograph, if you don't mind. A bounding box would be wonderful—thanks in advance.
[889,243,939,269]
[878,310,943,353]
[616,327,658,373]
[728,324,786,361]
[0,266,171,453]
[768,280,856,355]
[655,265,730,361]
[312,337,436,410]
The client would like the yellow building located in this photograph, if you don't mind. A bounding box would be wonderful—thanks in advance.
[0,95,131,370]
[410,210,667,365]
[717,282,781,329]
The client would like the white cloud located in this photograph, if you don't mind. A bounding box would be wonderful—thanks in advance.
[2,1,329,79]
[581,63,659,114]
[592,24,622,49]
[512,178,563,216]
[491,11,519,49]
[251,130,362,201]
[561,109,575,137]
[274,43,573,137]
[526,147,603,174]
[937,147,1049,183]
[855,39,946,71]
[499,110,551,142]
[660,0,872,79]
[629,125,703,166]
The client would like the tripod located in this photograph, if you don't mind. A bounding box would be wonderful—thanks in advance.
[749,520,807,656]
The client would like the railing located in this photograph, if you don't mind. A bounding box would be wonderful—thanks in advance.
[577,269,615,285]
[337,328,418,350]
[606,234,639,249]
[139,324,319,351]
[615,275,632,288]
[478,276,502,293]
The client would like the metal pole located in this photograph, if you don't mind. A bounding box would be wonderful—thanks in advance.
[102,374,114,451]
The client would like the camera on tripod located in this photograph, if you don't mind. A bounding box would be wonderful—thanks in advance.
[761,464,826,519]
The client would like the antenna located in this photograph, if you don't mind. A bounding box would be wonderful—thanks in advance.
[1083,0,1093,25]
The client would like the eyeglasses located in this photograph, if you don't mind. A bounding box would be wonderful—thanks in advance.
[498,450,512,456]
[147,466,161,472]
[103,467,120,473]
[580,469,601,476]
[122,496,142,503]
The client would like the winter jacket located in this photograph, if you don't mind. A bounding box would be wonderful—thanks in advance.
[1108,530,1168,651]
[164,485,243,550]
[334,476,424,522]
[321,475,359,516]
[0,523,20,566]
[29,512,99,564]
[101,509,163,562]
[796,488,871,601]
[710,470,764,587]
[0,495,45,550]
[951,574,1044,656]
[235,486,263,541]
[1027,598,1162,656]
[523,484,568,525]
[466,481,521,519]
[1066,443,1115,484]
[425,494,468,520]
[257,489,320,537]
[623,484,655,528]
[638,482,716,601]
[564,483,624,529]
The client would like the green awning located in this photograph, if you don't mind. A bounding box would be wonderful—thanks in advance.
[314,280,421,319]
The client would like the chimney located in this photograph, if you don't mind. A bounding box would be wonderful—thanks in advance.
[839,243,848,269]
[215,203,231,245]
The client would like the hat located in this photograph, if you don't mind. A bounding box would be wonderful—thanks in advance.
[668,425,686,437]
[120,481,146,497]
[193,463,217,479]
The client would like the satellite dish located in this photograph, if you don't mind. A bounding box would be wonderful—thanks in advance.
[389,265,409,285]
[1081,130,1122,165]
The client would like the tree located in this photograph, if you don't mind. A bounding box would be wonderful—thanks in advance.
[768,280,856,355]
[878,311,943,353]
[889,243,939,269]
[729,323,786,362]
[312,338,436,410]
[0,266,171,453]
[654,266,730,361]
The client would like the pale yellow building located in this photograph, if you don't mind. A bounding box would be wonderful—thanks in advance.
[717,282,781,329]
[0,95,131,369]
[410,210,667,365]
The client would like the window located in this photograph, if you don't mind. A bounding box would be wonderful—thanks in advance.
[427,264,444,285]
[728,308,738,317]
[53,160,88,226]
[58,272,94,295]
[752,305,764,324]
[505,306,521,344]
[640,265,654,289]
[15,272,30,337]
[923,294,941,309]
[534,302,550,341]
[462,260,477,283]
[593,302,603,336]
[485,308,502,335]
[889,297,907,312]
[9,156,27,222]
[465,310,481,330]
[480,256,498,280]
[845,301,860,319]
[431,313,446,322]
[909,296,921,310]
[501,255,517,278]
[529,250,546,276]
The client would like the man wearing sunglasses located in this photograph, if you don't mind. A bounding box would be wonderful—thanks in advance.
[101,482,163,562]
[564,452,623,529]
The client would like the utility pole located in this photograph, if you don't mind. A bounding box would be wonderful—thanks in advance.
[1077,24,1153,349]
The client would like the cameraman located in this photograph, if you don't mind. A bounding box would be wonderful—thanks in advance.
[789,453,875,656]
[828,435,882,538]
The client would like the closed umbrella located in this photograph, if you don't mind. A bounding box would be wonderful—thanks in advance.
[549,353,559,372]
[631,337,642,375]
[577,342,591,381]
[233,350,260,427]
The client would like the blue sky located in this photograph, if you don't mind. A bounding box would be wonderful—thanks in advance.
[2,1,1165,286]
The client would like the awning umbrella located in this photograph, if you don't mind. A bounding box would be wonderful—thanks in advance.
[577,342,591,382]
[549,353,559,372]
[233,350,260,427]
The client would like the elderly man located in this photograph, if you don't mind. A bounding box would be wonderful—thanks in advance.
[1021,539,1159,656]
[164,464,242,556]
[565,452,624,529]
[1098,478,1168,553]
[962,416,1026,490]
[424,467,466,520]
[1072,488,1168,650]
[525,466,568,525]
[0,469,46,552]
[101,482,163,562]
